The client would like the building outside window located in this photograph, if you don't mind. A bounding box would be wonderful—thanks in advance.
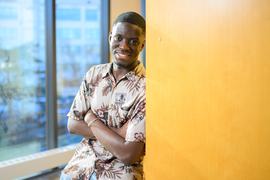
[56,0,101,147]
[0,0,102,162]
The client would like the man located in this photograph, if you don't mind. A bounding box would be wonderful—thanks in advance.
[61,11,146,180]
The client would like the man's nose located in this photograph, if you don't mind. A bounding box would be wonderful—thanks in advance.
[119,40,130,50]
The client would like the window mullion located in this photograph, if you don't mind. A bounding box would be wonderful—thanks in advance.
[45,0,57,150]
[101,0,110,63]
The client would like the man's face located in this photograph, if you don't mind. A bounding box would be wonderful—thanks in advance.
[109,22,145,69]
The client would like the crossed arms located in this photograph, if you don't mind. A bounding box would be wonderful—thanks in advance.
[67,109,144,165]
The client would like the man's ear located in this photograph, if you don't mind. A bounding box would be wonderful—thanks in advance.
[108,32,112,43]
[140,40,146,52]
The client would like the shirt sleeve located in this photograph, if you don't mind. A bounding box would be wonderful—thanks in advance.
[125,93,146,143]
[67,73,92,121]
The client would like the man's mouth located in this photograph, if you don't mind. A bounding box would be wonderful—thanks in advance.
[116,52,130,59]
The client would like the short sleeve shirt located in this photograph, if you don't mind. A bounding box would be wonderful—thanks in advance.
[63,61,146,180]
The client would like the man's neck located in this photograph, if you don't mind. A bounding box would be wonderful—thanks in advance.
[112,61,138,82]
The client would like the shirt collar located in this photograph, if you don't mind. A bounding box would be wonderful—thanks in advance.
[102,61,113,79]
[101,60,146,80]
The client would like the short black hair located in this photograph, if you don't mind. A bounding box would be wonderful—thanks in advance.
[113,11,146,36]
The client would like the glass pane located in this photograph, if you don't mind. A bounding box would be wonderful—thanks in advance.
[0,0,46,161]
[56,0,102,147]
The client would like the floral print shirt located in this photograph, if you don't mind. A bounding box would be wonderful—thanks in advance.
[63,61,146,180]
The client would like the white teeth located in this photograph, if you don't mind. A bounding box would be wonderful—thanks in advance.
[118,53,127,57]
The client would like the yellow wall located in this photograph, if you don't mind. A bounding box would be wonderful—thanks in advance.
[145,0,270,179]
[110,0,141,31]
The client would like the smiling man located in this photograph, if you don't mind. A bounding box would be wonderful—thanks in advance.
[60,12,146,180]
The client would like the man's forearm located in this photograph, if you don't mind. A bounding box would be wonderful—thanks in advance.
[90,120,144,165]
[67,115,128,140]
[67,117,96,139]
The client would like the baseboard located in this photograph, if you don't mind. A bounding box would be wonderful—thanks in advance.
[0,143,78,180]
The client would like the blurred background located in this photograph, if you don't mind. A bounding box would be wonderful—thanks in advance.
[0,0,101,162]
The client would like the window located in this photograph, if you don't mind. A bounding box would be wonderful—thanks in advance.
[85,29,100,40]
[0,0,46,161]
[56,8,81,21]
[56,0,103,148]
[56,29,82,39]
[0,0,108,162]
[0,28,18,39]
[85,9,98,21]
[0,7,18,19]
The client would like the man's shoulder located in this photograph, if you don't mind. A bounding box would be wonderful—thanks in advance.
[91,63,110,71]
[86,63,111,76]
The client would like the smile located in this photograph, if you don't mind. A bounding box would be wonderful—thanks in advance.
[116,52,130,58]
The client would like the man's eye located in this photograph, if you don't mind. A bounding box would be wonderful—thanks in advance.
[114,37,122,41]
[130,40,138,44]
